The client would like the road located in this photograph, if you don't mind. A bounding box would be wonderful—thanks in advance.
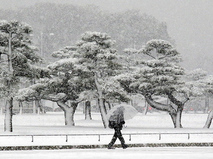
[0,147,213,159]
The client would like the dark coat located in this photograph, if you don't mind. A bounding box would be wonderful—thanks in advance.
[109,113,125,129]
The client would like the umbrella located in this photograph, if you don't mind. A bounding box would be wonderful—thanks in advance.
[107,104,138,122]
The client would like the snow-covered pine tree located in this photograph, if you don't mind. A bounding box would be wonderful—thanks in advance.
[17,51,93,126]
[18,31,129,128]
[201,75,213,128]
[76,31,126,128]
[0,20,41,132]
[184,69,208,113]
[120,39,189,128]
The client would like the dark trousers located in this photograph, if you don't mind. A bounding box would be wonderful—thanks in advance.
[108,127,126,148]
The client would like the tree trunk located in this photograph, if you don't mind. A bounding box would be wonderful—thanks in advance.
[143,100,148,115]
[30,79,36,114]
[64,108,74,126]
[4,97,13,132]
[19,101,23,115]
[145,95,177,128]
[167,93,188,128]
[204,110,213,128]
[4,33,14,132]
[8,34,13,73]
[103,99,107,114]
[41,100,45,114]
[204,96,209,113]
[36,100,45,114]
[32,101,36,114]
[106,101,111,110]
[81,101,85,114]
[85,101,92,120]
[94,74,108,128]
[57,101,78,126]
[36,100,41,114]
[97,98,108,128]
[169,113,177,128]
[175,107,183,128]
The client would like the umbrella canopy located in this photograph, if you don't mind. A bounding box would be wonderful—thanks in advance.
[107,104,138,122]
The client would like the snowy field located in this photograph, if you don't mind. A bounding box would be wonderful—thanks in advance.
[0,111,213,147]
[0,112,213,159]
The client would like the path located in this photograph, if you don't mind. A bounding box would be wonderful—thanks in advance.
[0,147,213,159]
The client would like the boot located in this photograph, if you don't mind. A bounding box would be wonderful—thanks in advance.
[108,143,115,149]
[119,136,128,149]
[108,137,117,149]
[122,144,129,149]
[108,146,115,149]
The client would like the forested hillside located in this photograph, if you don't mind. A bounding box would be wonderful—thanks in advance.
[0,3,171,64]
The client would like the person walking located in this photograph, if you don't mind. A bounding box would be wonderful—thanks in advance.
[108,108,128,149]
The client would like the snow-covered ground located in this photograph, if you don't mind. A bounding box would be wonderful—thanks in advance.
[0,111,213,147]
[0,112,213,158]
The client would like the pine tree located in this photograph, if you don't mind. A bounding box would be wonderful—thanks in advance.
[0,20,40,132]
[76,31,125,128]
[119,39,189,128]
[17,31,129,128]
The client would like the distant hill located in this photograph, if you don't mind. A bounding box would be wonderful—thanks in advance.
[0,2,171,64]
